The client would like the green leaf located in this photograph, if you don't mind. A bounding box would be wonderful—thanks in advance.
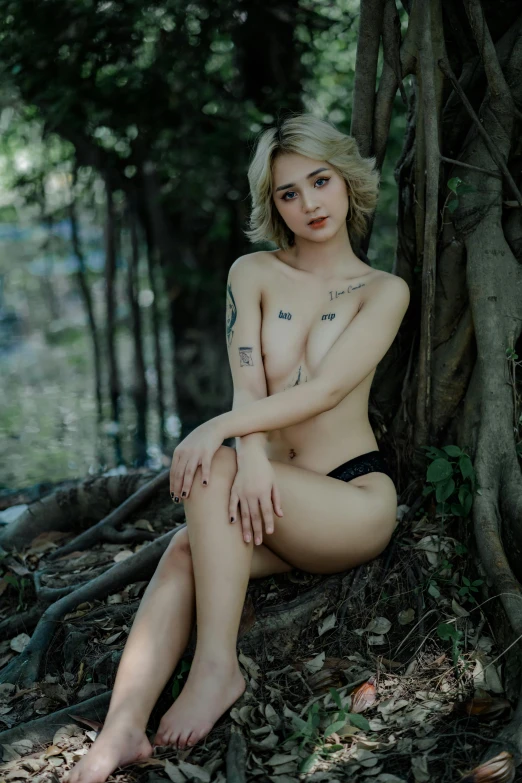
[442,445,462,457]
[459,455,474,480]
[436,478,455,502]
[447,177,461,193]
[323,719,348,737]
[347,712,370,731]
[329,687,343,710]
[427,458,453,483]
[299,752,319,773]
[291,716,309,732]
[447,198,459,213]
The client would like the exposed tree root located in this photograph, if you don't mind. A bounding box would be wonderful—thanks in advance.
[48,469,182,560]
[0,571,344,753]
[0,692,112,753]
[0,529,179,687]
[226,725,247,783]
[0,470,157,552]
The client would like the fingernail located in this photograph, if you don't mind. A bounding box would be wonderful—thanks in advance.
[255,537,261,545]
[245,535,251,542]
[174,496,179,503]
[170,492,175,499]
[182,491,186,497]
[267,528,273,533]
[230,517,235,523]
[203,480,207,486]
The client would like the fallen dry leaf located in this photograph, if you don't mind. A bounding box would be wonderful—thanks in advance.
[459,750,515,782]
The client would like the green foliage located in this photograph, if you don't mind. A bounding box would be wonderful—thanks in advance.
[437,622,468,674]
[280,686,370,771]
[421,444,477,518]
[445,176,475,214]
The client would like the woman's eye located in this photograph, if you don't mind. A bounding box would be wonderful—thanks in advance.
[282,178,329,201]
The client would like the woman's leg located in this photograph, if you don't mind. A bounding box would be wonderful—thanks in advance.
[66,524,291,783]
[152,445,263,750]
[153,445,397,750]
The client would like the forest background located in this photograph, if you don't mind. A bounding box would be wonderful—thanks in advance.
[0,0,401,492]
[1,1,522,782]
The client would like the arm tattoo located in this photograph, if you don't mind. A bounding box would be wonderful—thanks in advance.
[226,282,237,347]
[239,346,254,366]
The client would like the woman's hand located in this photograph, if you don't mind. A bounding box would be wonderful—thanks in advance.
[229,450,283,545]
[170,420,225,501]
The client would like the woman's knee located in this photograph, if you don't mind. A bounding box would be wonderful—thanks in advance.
[159,527,192,572]
[185,445,237,500]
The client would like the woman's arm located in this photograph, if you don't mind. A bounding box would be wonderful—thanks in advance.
[226,256,269,458]
[215,275,410,441]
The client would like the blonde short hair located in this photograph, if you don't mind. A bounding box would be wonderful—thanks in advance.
[244,112,380,251]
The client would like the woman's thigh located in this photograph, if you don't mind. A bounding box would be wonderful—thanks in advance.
[259,459,397,574]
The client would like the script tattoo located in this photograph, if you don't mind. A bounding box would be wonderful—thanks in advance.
[239,346,254,367]
[226,283,237,347]
[285,365,307,390]
[328,282,366,301]
[279,310,292,320]
[322,313,336,321]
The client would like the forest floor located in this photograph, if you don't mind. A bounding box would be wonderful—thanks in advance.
[0,475,514,783]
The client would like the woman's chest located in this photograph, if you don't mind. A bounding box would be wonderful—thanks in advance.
[260,279,365,389]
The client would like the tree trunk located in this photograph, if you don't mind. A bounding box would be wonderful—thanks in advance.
[142,213,167,452]
[68,184,103,424]
[125,201,148,466]
[104,176,123,465]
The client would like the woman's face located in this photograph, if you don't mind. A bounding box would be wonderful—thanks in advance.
[272,152,349,243]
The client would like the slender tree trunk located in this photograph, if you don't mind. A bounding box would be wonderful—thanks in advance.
[68,190,103,424]
[104,176,123,465]
[126,202,148,467]
[142,214,167,453]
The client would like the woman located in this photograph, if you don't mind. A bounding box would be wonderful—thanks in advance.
[66,112,409,783]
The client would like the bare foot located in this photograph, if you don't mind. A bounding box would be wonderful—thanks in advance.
[65,719,153,783]
[153,657,246,749]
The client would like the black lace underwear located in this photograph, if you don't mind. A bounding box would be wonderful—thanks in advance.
[327,450,394,485]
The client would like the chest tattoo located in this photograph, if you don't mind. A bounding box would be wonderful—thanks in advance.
[328,282,365,301]
[279,309,292,320]
[238,346,254,366]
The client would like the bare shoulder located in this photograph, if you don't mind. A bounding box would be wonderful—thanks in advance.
[228,251,269,284]
[363,269,410,310]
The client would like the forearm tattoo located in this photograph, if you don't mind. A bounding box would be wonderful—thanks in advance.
[226,282,237,347]
[239,346,254,366]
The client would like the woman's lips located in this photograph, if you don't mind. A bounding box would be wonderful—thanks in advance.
[309,217,328,229]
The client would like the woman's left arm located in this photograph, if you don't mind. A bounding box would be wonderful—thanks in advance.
[170,276,409,499]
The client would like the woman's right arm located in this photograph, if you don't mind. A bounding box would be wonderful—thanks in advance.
[225,255,283,544]
[226,255,268,456]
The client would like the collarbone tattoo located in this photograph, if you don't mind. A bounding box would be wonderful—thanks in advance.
[328,281,366,301]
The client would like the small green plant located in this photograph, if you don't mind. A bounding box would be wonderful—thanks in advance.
[421,444,477,518]
[437,622,468,676]
[171,658,191,700]
[458,574,484,605]
[445,176,475,215]
[3,574,31,612]
[281,687,370,773]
